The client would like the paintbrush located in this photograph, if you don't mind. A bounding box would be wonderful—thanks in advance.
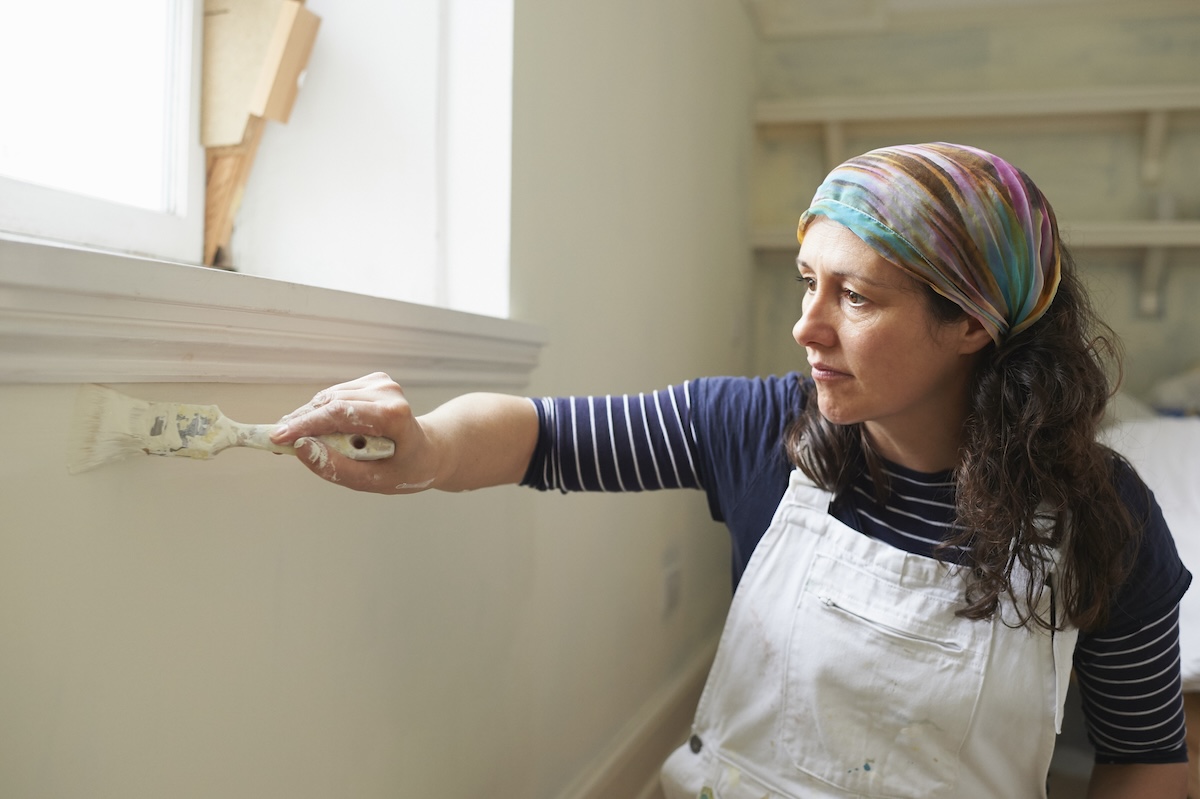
[67,385,395,474]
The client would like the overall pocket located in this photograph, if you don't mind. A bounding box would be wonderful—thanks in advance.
[782,552,991,798]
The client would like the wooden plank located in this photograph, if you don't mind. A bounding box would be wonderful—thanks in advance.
[204,116,267,266]
[202,0,320,265]
[250,1,321,123]
[201,0,284,148]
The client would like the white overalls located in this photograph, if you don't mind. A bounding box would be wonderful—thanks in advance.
[661,470,1078,799]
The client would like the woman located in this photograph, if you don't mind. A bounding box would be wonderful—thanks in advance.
[270,143,1190,797]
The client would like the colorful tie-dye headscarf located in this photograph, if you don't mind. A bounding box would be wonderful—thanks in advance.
[797,142,1061,344]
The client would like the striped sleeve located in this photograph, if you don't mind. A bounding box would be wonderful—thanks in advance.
[520,384,704,493]
[1074,605,1189,763]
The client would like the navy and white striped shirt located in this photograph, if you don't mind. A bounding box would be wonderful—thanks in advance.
[521,373,1191,764]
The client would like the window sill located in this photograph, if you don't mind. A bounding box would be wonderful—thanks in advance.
[0,237,545,387]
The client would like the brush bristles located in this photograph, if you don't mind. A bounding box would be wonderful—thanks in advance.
[66,385,151,474]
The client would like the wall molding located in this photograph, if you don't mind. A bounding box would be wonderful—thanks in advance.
[0,237,545,386]
[755,85,1200,125]
[742,0,1198,39]
[755,85,1200,182]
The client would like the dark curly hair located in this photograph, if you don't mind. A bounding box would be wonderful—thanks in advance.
[784,245,1143,631]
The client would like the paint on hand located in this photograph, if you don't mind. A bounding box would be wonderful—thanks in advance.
[299,437,338,482]
[394,477,434,491]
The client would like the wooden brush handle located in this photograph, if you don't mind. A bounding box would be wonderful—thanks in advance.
[238,424,395,461]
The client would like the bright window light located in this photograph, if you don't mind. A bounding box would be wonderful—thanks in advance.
[0,0,201,262]
[0,1,184,212]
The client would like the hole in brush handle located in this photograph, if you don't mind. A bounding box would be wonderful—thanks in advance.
[320,433,393,460]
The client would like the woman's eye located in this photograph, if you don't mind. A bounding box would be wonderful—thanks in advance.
[796,275,816,291]
[844,290,866,306]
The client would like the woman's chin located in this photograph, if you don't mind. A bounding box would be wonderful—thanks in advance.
[816,401,859,427]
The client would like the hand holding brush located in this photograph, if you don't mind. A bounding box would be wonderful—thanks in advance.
[68,385,395,475]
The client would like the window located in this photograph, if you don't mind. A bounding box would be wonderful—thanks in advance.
[0,0,513,318]
[0,0,538,387]
[0,0,203,263]
[228,0,513,317]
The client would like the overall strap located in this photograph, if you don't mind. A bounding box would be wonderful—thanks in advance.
[786,468,836,514]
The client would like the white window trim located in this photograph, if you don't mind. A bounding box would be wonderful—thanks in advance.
[0,237,544,387]
[0,0,204,264]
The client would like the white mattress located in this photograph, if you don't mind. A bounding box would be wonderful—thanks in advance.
[1103,417,1200,690]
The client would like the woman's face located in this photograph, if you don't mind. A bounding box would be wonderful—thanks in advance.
[793,219,990,467]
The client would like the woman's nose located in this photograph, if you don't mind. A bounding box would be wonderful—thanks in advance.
[793,296,828,347]
[792,315,808,345]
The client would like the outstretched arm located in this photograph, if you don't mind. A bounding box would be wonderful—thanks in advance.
[270,372,538,494]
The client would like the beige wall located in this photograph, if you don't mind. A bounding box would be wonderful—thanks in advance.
[510,1,756,794]
[15,6,1189,798]
[0,3,755,798]
[1,382,538,797]
[750,12,1200,396]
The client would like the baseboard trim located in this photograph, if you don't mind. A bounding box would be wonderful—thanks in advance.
[557,633,720,799]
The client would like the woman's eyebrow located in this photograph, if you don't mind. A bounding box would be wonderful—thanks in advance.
[796,258,897,290]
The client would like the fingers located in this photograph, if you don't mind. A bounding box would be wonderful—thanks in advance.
[291,437,432,494]
[270,373,438,494]
[277,398,385,439]
[271,373,407,445]
[279,373,388,420]
[289,431,388,489]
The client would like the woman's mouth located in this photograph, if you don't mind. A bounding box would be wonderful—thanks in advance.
[808,362,849,380]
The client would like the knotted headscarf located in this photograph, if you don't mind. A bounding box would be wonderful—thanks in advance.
[797,142,1061,344]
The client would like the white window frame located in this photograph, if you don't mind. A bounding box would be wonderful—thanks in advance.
[0,0,543,388]
[0,0,205,265]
